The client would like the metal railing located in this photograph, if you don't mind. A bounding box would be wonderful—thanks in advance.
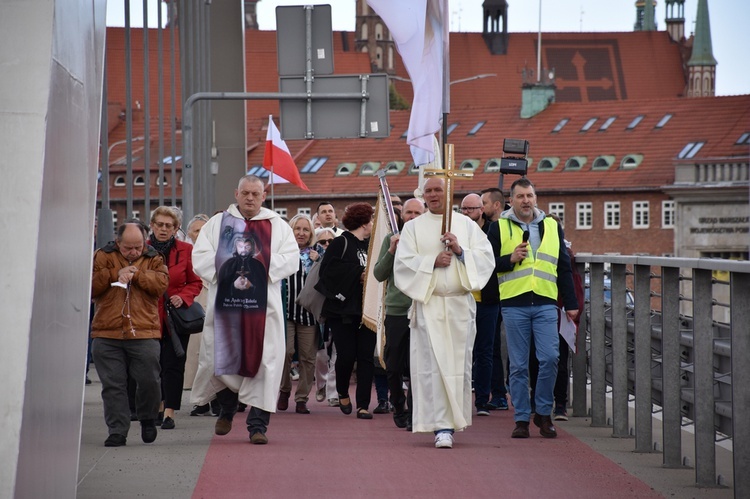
[572,255,750,497]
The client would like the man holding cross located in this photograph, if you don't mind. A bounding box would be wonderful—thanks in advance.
[394,177,495,449]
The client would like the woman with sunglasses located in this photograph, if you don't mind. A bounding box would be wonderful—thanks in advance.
[149,206,203,430]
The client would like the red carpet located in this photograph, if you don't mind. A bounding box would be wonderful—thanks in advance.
[192,400,660,499]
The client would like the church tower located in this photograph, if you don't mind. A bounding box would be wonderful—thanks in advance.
[482,0,508,55]
[354,0,395,73]
[664,0,685,42]
[634,0,657,31]
[244,1,259,30]
[687,0,717,97]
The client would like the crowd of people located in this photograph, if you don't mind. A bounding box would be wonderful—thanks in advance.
[89,173,580,449]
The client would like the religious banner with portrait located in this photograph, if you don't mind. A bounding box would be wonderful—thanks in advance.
[213,212,272,377]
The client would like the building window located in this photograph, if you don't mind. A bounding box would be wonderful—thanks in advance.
[467,121,486,135]
[297,207,311,216]
[484,159,501,173]
[576,202,592,230]
[460,159,479,171]
[599,116,616,131]
[626,115,644,130]
[156,176,169,186]
[408,163,419,175]
[301,157,328,173]
[446,123,459,136]
[633,201,650,228]
[592,156,614,170]
[360,162,380,175]
[580,118,598,132]
[564,157,586,170]
[132,210,140,220]
[275,208,288,218]
[677,142,705,159]
[551,118,569,133]
[163,155,182,164]
[655,113,673,128]
[735,132,750,145]
[385,161,405,175]
[537,157,559,172]
[604,202,620,229]
[336,163,355,176]
[662,200,675,228]
[548,203,565,226]
[114,176,126,187]
[134,176,145,186]
[112,211,118,225]
[246,165,269,178]
[620,154,643,169]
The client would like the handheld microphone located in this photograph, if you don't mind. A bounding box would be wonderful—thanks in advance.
[521,230,530,261]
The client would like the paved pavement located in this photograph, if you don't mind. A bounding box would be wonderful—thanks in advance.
[77,368,734,498]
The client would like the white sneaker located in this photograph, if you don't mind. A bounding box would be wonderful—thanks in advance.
[434,432,454,449]
[315,387,326,402]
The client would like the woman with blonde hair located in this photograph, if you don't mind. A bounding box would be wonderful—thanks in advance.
[149,206,203,429]
[278,214,320,414]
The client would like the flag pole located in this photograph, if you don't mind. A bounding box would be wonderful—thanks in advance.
[441,0,450,150]
[270,165,275,211]
[268,115,275,211]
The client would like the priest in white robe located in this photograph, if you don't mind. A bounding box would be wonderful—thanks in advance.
[191,175,298,444]
[394,177,495,449]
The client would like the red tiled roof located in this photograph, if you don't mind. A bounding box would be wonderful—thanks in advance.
[104,27,746,200]
[105,27,687,121]
[391,31,688,109]
[247,95,750,197]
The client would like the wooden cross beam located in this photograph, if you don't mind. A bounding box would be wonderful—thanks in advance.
[423,144,474,234]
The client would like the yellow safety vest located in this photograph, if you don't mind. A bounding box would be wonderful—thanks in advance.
[497,217,560,301]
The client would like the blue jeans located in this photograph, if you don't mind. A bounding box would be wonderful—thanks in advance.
[502,304,559,422]
[490,308,508,401]
[472,302,498,406]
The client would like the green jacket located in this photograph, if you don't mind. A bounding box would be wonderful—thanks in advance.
[373,232,412,316]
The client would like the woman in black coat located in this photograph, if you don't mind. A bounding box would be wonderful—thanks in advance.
[318,203,376,419]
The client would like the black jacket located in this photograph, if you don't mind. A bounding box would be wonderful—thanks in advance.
[319,231,369,320]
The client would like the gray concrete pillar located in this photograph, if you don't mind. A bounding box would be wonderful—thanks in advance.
[0,0,106,496]
[209,0,247,212]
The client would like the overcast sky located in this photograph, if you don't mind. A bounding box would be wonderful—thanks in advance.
[107,0,748,96]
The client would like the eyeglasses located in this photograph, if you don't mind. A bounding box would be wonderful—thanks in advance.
[460,206,482,212]
[153,221,175,229]
[318,239,333,245]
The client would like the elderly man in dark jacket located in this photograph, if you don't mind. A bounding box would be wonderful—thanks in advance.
[91,221,169,447]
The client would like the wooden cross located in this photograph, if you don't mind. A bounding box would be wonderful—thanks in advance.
[423,143,474,234]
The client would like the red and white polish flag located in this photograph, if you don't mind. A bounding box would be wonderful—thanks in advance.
[262,115,309,191]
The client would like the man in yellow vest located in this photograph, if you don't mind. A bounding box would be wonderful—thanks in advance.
[487,178,579,439]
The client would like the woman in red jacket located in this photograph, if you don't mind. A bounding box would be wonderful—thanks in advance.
[149,206,203,429]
